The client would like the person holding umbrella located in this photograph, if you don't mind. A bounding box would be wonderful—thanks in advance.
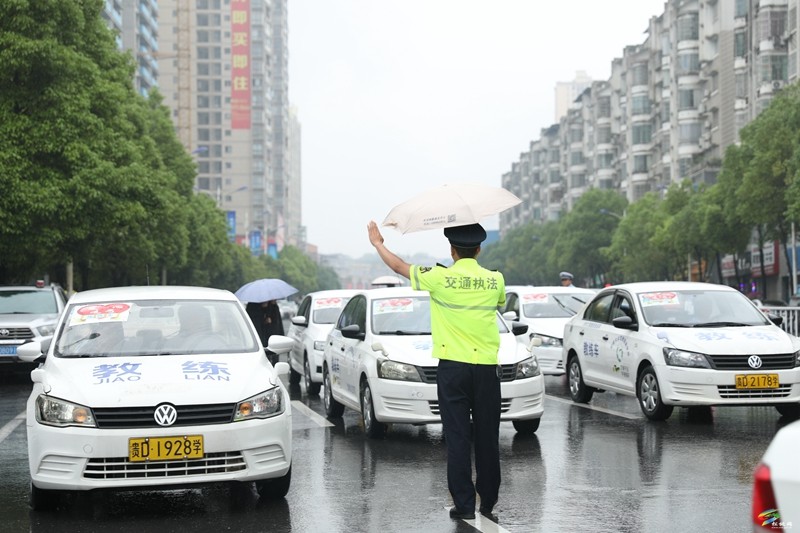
[367,220,506,520]
[246,300,285,365]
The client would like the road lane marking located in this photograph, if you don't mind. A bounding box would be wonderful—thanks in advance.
[545,394,642,420]
[0,411,25,445]
[291,401,334,427]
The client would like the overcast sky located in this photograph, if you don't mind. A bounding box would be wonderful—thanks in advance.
[288,1,666,261]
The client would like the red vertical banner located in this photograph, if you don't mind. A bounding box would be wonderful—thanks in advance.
[231,0,251,129]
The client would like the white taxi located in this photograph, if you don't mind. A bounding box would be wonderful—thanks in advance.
[18,286,295,510]
[286,289,356,395]
[322,287,544,438]
[503,285,595,375]
[562,281,800,421]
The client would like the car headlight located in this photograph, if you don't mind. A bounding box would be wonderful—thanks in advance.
[516,356,541,379]
[794,350,800,367]
[234,387,284,421]
[313,340,326,351]
[377,359,422,382]
[35,395,96,427]
[35,324,56,337]
[530,333,561,347]
[663,348,711,368]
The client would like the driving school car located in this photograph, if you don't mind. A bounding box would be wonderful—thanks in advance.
[562,281,800,421]
[322,287,544,438]
[17,286,295,510]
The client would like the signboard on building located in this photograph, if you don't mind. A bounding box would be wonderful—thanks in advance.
[249,230,262,256]
[750,241,778,277]
[230,0,251,129]
[226,211,236,242]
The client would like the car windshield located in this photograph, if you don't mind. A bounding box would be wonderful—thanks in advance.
[312,296,351,324]
[370,296,510,335]
[54,299,260,357]
[521,292,588,318]
[0,290,60,314]
[639,290,770,327]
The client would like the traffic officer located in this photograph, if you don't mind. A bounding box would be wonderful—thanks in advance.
[560,271,574,287]
[367,220,505,520]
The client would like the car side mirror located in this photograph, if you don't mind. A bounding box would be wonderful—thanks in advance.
[612,315,637,330]
[511,322,529,336]
[290,315,308,327]
[341,324,365,341]
[502,311,518,321]
[768,314,784,327]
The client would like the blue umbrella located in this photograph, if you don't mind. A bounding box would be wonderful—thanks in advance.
[235,279,298,303]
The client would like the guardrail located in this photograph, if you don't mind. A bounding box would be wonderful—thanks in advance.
[761,306,800,337]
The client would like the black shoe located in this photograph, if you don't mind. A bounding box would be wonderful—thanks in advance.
[479,501,496,516]
[449,507,475,520]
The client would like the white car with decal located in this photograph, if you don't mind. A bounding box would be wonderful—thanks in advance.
[321,287,544,438]
[561,281,800,421]
[503,285,595,375]
[287,289,356,395]
[18,286,295,510]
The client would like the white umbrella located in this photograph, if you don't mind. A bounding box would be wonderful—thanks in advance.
[235,279,298,303]
[381,182,522,234]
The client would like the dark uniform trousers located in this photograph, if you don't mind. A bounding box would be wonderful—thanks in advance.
[436,358,501,512]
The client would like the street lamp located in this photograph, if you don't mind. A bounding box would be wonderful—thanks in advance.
[599,208,624,220]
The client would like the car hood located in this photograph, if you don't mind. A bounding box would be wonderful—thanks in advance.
[40,353,279,407]
[0,313,59,326]
[519,317,570,339]
[374,333,527,367]
[651,325,800,355]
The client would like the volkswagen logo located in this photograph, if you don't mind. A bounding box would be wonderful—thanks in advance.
[748,355,763,369]
[154,404,178,427]
[0,329,9,337]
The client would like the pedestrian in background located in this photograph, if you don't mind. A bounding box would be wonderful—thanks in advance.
[367,220,505,520]
[560,271,575,287]
[246,300,285,365]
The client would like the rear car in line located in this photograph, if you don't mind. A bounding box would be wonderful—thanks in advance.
[322,287,544,438]
[17,286,295,510]
[561,281,800,421]
[0,282,68,369]
[503,285,595,375]
[286,289,356,395]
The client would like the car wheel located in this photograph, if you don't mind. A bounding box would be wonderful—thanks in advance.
[360,380,386,439]
[775,403,800,419]
[289,362,301,386]
[637,365,673,421]
[304,355,321,396]
[567,354,594,403]
[255,466,291,500]
[30,483,60,511]
[512,418,540,434]
[323,365,344,418]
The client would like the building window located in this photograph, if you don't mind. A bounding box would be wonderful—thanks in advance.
[631,95,651,115]
[597,97,611,118]
[677,12,700,41]
[597,152,614,169]
[633,154,650,173]
[631,63,648,86]
[661,100,671,123]
[734,30,747,58]
[679,122,702,143]
[760,54,788,82]
[632,123,652,145]
[735,0,748,18]
[677,52,700,75]
[597,126,611,144]
[570,151,584,166]
[677,89,697,110]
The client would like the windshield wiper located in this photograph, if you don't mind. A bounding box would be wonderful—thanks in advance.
[691,321,751,328]
[649,322,691,328]
[378,330,430,335]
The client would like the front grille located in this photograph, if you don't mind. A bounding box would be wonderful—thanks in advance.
[0,327,33,340]
[717,385,793,399]
[418,364,518,384]
[83,451,245,479]
[93,403,237,429]
[706,353,796,371]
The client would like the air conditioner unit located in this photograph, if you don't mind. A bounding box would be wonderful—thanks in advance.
[773,80,785,90]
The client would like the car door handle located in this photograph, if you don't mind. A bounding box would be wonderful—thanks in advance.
[602,335,609,341]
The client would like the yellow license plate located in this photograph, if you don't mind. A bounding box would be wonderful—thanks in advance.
[735,374,780,389]
[128,435,204,462]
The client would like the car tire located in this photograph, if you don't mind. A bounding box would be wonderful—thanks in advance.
[323,365,344,418]
[567,354,594,403]
[512,418,540,434]
[289,363,301,386]
[775,403,800,419]
[360,380,386,439]
[255,466,291,500]
[30,483,60,511]
[304,355,321,396]
[636,365,673,421]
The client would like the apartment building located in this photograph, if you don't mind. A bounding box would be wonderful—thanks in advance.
[102,0,159,96]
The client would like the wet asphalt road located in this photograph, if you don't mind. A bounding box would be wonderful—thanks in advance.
[0,366,790,533]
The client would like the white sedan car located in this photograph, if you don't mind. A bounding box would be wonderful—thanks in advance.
[18,286,295,510]
[322,287,544,438]
[562,281,800,421]
[753,420,800,530]
[503,285,595,375]
[286,289,356,395]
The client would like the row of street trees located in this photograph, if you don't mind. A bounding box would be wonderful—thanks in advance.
[483,81,800,298]
[0,1,338,295]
